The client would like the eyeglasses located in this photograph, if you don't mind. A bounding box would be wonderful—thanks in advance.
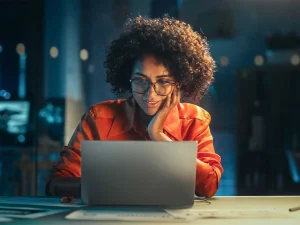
[129,78,176,96]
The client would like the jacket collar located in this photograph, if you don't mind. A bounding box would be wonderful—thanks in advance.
[107,96,181,140]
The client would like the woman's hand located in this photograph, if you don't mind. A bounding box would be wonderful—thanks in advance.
[147,87,180,141]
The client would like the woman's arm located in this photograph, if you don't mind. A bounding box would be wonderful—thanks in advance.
[45,107,99,197]
[187,111,223,198]
[149,122,223,198]
[194,124,223,198]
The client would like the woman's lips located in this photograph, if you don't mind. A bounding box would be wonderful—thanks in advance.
[144,100,160,108]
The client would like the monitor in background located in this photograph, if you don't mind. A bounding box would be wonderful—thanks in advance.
[0,100,30,134]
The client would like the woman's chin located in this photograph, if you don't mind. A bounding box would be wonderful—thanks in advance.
[143,108,158,116]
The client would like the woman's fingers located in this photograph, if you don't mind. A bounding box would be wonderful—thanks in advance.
[164,92,171,108]
[171,88,180,107]
[163,87,180,110]
[176,88,180,104]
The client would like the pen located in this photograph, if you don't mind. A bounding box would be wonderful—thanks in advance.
[289,206,300,212]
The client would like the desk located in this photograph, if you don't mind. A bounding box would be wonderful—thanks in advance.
[0,196,299,225]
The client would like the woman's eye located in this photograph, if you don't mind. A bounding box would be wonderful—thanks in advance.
[135,79,147,83]
[158,80,170,85]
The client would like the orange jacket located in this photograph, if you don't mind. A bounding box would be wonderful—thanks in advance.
[48,96,223,198]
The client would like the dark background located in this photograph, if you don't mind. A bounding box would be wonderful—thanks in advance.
[0,0,300,196]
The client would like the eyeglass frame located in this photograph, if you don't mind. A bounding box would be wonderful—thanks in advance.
[129,78,177,96]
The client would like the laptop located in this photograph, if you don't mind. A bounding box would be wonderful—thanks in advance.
[81,141,198,208]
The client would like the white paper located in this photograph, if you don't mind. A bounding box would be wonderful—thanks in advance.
[0,216,13,223]
[66,208,198,222]
[166,208,284,219]
[0,206,67,219]
[0,197,84,208]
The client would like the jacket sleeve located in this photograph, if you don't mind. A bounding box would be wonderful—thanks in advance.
[45,107,99,196]
[192,114,224,198]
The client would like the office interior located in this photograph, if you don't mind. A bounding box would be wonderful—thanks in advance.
[0,0,300,197]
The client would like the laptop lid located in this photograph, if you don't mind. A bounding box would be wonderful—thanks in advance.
[81,141,197,207]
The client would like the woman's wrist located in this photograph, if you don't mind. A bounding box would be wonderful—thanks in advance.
[148,131,172,141]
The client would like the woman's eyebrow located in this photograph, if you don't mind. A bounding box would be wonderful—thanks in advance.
[133,72,171,78]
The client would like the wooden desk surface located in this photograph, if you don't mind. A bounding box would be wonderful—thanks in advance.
[0,196,300,225]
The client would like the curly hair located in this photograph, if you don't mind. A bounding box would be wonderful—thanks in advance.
[104,15,216,100]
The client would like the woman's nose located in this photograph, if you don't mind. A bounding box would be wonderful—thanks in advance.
[146,84,157,96]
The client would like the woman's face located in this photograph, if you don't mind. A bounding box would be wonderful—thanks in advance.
[131,54,176,116]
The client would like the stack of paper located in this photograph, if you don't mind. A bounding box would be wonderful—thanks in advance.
[0,216,12,223]
[66,208,198,222]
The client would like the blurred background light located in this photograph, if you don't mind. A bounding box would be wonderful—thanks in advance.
[290,54,300,66]
[220,56,229,67]
[80,49,89,61]
[254,55,264,66]
[16,43,25,55]
[49,46,59,58]
[3,92,11,99]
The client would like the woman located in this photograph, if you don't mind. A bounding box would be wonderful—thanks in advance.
[46,16,223,198]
